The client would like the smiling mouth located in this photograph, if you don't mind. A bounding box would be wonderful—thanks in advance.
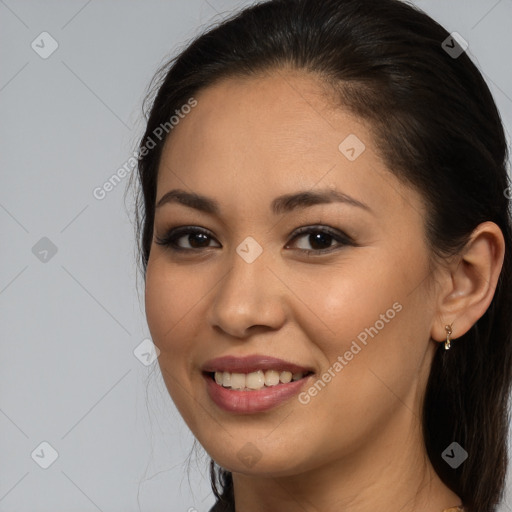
[204,370,315,391]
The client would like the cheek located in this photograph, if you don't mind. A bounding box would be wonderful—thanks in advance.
[295,259,403,356]
[144,257,201,422]
[144,261,171,346]
[294,256,427,409]
[144,257,197,383]
[145,255,199,346]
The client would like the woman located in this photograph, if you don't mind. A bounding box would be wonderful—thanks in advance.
[131,0,512,510]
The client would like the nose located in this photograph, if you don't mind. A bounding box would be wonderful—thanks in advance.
[207,246,287,339]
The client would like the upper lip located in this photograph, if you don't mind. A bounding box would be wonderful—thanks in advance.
[201,355,315,375]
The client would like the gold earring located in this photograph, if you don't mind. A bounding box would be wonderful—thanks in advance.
[444,324,453,350]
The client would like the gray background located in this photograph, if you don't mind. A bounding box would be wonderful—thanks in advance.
[1,1,511,511]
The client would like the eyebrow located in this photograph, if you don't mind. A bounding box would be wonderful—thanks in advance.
[155,188,372,215]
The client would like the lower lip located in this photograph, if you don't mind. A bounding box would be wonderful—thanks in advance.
[203,373,313,413]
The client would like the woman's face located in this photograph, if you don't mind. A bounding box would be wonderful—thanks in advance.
[145,70,441,476]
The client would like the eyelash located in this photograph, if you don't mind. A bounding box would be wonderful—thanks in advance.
[154,225,355,256]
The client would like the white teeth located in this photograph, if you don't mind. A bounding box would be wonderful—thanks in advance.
[213,369,306,390]
[246,370,265,390]
[279,371,292,383]
[230,373,246,390]
[264,370,280,386]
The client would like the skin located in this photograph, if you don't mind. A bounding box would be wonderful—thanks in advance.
[144,68,505,512]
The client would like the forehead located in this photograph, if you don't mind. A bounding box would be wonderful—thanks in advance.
[156,70,421,219]
[162,70,351,166]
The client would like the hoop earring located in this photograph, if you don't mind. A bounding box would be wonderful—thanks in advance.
[444,324,453,350]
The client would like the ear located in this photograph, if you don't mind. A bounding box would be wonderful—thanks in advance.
[431,221,505,344]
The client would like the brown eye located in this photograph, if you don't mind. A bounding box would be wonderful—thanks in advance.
[155,224,354,255]
[286,226,354,255]
[155,227,220,251]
